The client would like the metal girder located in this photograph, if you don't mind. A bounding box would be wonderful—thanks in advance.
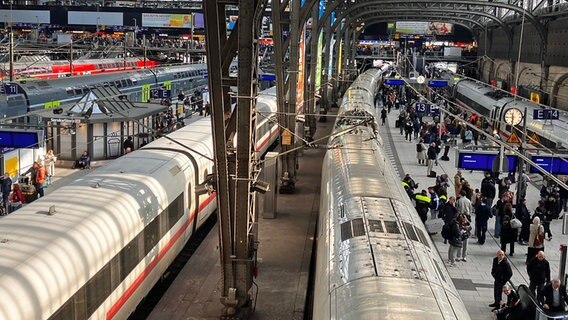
[204,0,266,317]
[271,0,305,193]
[318,0,546,43]
[304,1,320,141]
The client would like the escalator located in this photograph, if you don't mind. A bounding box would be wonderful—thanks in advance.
[516,284,568,320]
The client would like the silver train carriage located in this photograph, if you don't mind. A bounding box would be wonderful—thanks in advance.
[453,79,568,150]
[0,63,238,118]
[0,87,278,320]
[313,70,470,319]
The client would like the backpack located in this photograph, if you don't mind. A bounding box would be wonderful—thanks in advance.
[36,167,46,185]
[416,144,423,152]
[534,227,545,247]
[441,224,451,240]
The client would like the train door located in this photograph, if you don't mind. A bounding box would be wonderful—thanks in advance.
[185,181,194,241]
[490,106,501,134]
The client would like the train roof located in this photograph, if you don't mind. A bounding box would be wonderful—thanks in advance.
[0,118,214,320]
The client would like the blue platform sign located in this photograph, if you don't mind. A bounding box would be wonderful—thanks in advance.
[428,80,448,87]
[151,89,171,99]
[529,155,568,174]
[385,78,405,86]
[532,109,559,120]
[457,151,517,172]
[429,105,441,116]
[0,130,40,148]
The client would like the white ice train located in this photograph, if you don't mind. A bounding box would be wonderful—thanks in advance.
[453,79,568,150]
[0,88,278,320]
[313,68,471,319]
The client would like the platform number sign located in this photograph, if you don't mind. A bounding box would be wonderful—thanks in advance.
[430,105,440,116]
[151,88,171,99]
[416,103,428,113]
[533,109,559,120]
[3,84,17,95]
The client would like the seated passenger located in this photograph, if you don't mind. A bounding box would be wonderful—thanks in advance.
[72,151,91,169]
[8,183,25,213]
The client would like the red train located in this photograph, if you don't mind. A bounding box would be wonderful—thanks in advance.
[2,57,157,80]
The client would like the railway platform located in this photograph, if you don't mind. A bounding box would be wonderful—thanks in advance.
[382,108,567,320]
[147,114,333,319]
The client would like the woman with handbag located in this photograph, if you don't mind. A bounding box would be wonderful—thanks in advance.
[456,213,472,262]
[527,216,545,264]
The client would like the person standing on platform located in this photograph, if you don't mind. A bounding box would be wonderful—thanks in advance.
[527,216,545,264]
[414,190,431,223]
[456,190,473,221]
[490,250,513,310]
[428,187,440,220]
[416,139,427,165]
[44,149,56,186]
[427,143,436,177]
[404,119,414,142]
[527,251,550,297]
[447,216,462,267]
[475,197,492,244]
[540,279,568,312]
[0,173,12,213]
[516,198,531,245]
[500,204,517,256]
[454,170,463,197]
[34,162,46,199]
[456,213,471,262]
[481,172,497,208]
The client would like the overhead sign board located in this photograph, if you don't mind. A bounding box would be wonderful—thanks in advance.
[415,103,440,116]
[0,130,41,148]
[529,155,568,175]
[385,78,405,86]
[532,109,559,120]
[142,13,193,28]
[456,150,517,172]
[428,80,448,87]
[151,88,171,99]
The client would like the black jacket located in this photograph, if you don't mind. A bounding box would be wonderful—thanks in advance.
[492,257,513,283]
[527,258,550,284]
[481,178,496,199]
[475,203,492,224]
[427,146,437,160]
[539,284,568,308]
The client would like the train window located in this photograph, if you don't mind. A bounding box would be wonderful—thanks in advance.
[143,217,160,256]
[48,299,75,320]
[402,222,419,242]
[119,237,139,282]
[67,89,74,96]
[415,228,430,249]
[168,193,184,228]
[174,74,179,79]
[340,218,365,241]
[85,264,111,316]
[109,256,121,292]
[74,89,82,96]
[383,221,400,234]
[368,219,384,233]
[121,80,128,87]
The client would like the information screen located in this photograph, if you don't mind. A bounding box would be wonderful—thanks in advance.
[457,151,517,172]
[0,131,40,148]
[530,155,568,175]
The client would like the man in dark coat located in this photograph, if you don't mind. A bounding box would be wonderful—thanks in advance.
[414,189,431,223]
[490,250,513,309]
[475,197,492,245]
[540,279,568,312]
[480,172,496,207]
[527,251,550,297]
[0,172,12,213]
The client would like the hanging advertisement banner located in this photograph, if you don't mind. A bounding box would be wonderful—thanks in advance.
[142,13,192,28]
[315,32,323,91]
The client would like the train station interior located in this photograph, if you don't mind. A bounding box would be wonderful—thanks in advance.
[2,1,568,320]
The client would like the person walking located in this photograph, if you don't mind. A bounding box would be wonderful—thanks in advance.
[490,250,513,310]
[527,251,550,298]
[380,107,387,125]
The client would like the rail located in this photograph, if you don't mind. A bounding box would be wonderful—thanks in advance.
[509,281,568,320]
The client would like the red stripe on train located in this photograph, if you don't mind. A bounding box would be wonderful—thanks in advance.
[255,127,279,152]
[106,192,217,320]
